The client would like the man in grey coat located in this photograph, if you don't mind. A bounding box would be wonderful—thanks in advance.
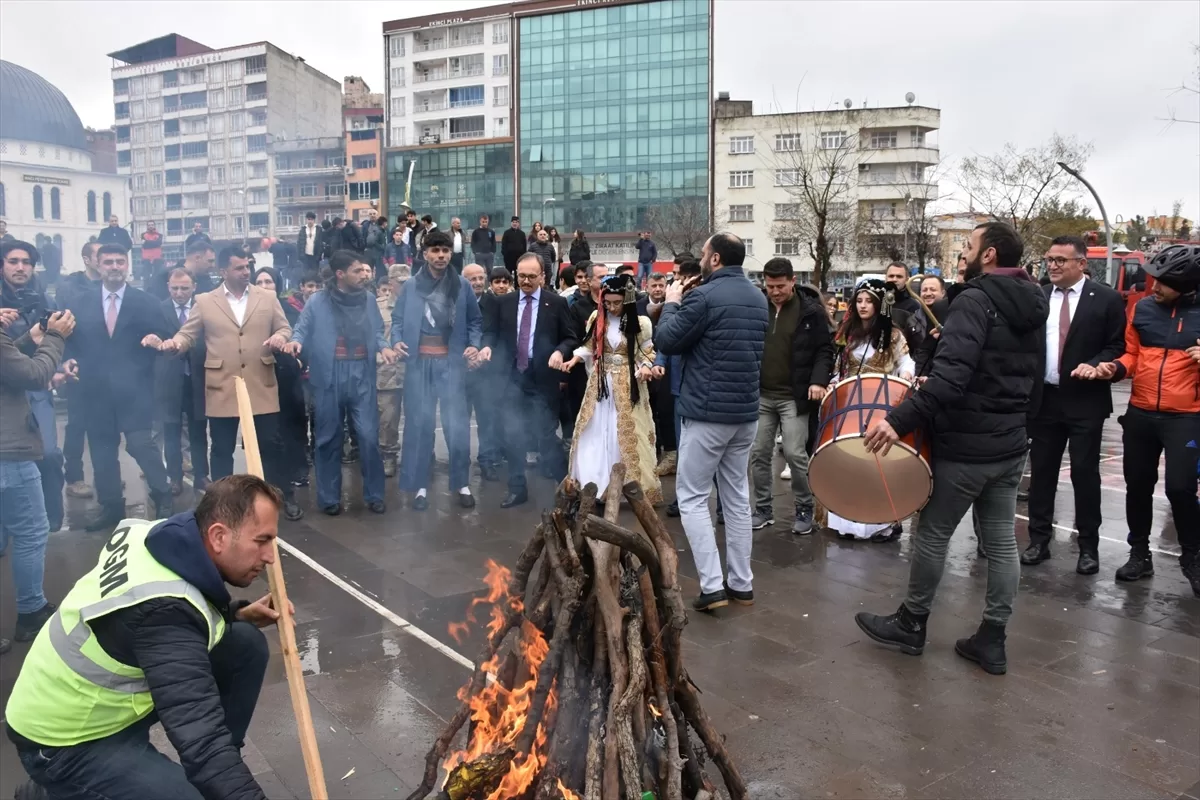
[654,233,768,611]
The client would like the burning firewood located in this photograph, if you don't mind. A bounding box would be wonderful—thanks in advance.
[407,465,747,800]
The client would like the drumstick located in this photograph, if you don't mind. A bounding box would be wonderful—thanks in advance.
[234,377,329,800]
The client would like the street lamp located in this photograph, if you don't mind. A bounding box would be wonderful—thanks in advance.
[541,197,555,225]
[1057,161,1113,285]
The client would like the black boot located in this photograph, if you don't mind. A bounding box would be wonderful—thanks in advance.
[954,620,1007,675]
[1115,551,1153,582]
[854,604,927,655]
[1180,553,1200,598]
[14,602,56,642]
[84,503,125,532]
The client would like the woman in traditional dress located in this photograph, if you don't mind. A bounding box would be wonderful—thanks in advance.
[824,278,915,542]
[564,273,663,504]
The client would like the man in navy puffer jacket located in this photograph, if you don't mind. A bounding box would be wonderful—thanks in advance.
[655,233,768,611]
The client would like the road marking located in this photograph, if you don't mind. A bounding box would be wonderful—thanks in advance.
[275,538,475,670]
[1013,513,1180,558]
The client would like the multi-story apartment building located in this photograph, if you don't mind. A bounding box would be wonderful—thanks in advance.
[108,34,341,260]
[271,137,345,237]
[344,106,385,222]
[713,96,941,283]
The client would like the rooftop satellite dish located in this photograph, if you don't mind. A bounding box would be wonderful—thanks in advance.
[905,92,916,105]
[843,98,853,109]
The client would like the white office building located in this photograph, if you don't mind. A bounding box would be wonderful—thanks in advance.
[109,34,341,261]
[383,10,515,147]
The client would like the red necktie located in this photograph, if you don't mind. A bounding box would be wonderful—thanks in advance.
[517,294,533,372]
[1057,287,1071,366]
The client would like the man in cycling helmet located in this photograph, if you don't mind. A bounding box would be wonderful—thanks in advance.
[1078,244,1200,596]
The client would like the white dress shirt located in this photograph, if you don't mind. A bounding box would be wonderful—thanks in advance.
[174,298,193,322]
[1044,275,1085,385]
[452,230,464,254]
[222,283,250,326]
[102,283,127,318]
[303,224,317,256]
[517,287,541,361]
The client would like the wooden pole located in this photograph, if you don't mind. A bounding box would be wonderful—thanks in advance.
[234,377,328,800]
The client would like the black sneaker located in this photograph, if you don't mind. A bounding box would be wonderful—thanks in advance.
[666,500,680,518]
[1180,553,1200,598]
[723,582,754,606]
[1115,552,1153,582]
[954,620,1008,675]
[692,590,729,612]
[854,604,927,655]
[14,603,56,642]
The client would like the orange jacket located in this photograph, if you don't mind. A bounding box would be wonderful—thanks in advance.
[1115,295,1200,414]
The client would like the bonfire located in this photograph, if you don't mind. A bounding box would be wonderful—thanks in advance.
[406,464,746,800]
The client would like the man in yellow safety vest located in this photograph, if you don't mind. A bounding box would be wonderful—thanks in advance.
[6,474,290,800]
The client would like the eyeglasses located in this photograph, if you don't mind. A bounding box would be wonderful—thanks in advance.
[1045,256,1081,267]
[516,274,540,282]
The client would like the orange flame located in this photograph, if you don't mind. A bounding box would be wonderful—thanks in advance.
[557,779,581,800]
[648,701,662,718]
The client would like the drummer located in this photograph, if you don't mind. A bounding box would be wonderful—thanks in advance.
[824,278,914,542]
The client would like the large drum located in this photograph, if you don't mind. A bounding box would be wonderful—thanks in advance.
[809,373,932,524]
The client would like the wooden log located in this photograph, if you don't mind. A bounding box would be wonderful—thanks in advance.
[582,614,608,800]
[636,562,682,800]
[615,609,648,800]
[233,377,328,800]
[676,676,748,800]
[589,465,628,800]
[581,515,661,577]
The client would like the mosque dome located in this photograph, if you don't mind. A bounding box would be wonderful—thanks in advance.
[0,60,89,151]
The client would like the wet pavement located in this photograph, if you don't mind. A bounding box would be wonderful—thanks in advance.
[2,384,1198,800]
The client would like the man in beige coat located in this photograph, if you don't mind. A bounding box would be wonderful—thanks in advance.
[157,245,303,519]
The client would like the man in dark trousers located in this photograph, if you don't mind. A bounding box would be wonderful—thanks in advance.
[65,244,174,530]
[156,267,209,494]
[1021,235,1125,575]
[501,216,527,274]
[857,222,1047,676]
[484,252,577,508]
[60,242,102,501]
[297,211,324,272]
[471,214,497,270]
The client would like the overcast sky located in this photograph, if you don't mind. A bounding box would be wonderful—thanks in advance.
[2,0,1197,220]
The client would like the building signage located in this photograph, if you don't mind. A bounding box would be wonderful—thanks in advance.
[23,174,71,186]
[113,44,266,78]
[427,17,463,27]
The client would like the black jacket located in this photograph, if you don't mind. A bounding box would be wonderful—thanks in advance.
[568,240,590,264]
[888,273,1047,463]
[501,227,527,257]
[297,224,324,263]
[470,226,497,255]
[890,294,928,364]
[98,225,133,251]
[789,291,835,407]
[527,241,558,287]
[483,288,577,398]
[56,270,101,311]
[155,298,207,420]
[146,263,217,302]
[1039,278,1126,419]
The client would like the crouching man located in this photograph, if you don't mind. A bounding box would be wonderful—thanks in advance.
[6,475,290,800]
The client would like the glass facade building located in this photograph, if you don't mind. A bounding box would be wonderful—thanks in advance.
[517,0,710,234]
[385,141,515,249]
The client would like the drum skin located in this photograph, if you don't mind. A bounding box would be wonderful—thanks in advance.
[810,373,932,524]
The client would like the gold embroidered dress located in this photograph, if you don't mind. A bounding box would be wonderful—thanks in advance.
[569,313,662,504]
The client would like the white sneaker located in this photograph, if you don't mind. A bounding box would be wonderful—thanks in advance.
[780,465,791,480]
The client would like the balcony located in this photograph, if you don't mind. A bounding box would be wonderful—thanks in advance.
[273,163,344,177]
[414,38,447,53]
[858,146,940,166]
[856,181,939,202]
[449,97,484,110]
[414,70,448,84]
[450,65,484,79]
[414,100,447,113]
[448,129,485,142]
[275,194,346,207]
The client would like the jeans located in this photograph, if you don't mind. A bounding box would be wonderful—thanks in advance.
[208,413,293,500]
[750,394,812,514]
[1122,407,1200,558]
[312,360,385,507]
[1,461,50,614]
[637,261,653,286]
[377,388,403,461]
[89,403,169,511]
[17,622,268,800]
[30,390,64,532]
[676,418,757,595]
[400,356,471,492]
[505,371,565,493]
[476,252,495,270]
[904,455,1025,625]
[1027,387,1104,552]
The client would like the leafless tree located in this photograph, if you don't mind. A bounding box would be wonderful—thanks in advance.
[957,133,1094,258]
[645,197,713,259]
[1159,44,1199,128]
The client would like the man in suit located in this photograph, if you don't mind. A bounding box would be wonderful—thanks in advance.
[297,211,324,272]
[483,252,578,508]
[464,263,504,481]
[1021,235,1126,574]
[147,240,215,301]
[157,246,302,521]
[392,231,482,510]
[66,244,173,531]
[155,267,209,494]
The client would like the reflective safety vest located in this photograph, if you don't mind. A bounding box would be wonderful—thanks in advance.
[5,518,227,747]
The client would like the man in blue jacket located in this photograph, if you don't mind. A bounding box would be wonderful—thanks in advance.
[283,251,397,515]
[391,230,483,510]
[655,233,768,611]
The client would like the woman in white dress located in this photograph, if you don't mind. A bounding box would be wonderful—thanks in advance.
[565,274,662,504]
[824,278,915,541]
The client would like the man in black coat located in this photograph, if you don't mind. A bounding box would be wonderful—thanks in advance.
[65,244,173,530]
[501,216,527,274]
[857,222,1047,676]
[482,253,577,508]
[156,267,210,494]
[297,211,324,272]
[470,214,497,270]
[97,215,133,251]
[147,240,216,301]
[885,261,928,359]
[1021,235,1125,575]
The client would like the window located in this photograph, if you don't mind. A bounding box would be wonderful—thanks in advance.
[351,154,376,170]
[113,78,129,95]
[326,182,345,197]
[249,212,269,228]
[208,63,224,83]
[211,191,225,210]
[231,190,244,209]
[493,22,508,44]
[133,174,146,192]
[183,192,208,210]
[249,188,268,205]
[164,144,180,162]
[133,197,147,215]
[114,102,130,120]
[775,169,801,186]
[729,136,753,154]
[391,127,406,146]
[116,125,130,143]
[230,138,245,158]
[148,97,162,117]
[494,117,508,136]
[728,204,753,222]
[245,55,266,75]
[166,218,182,234]
[180,91,205,110]
[230,112,245,132]
[493,54,509,76]
[32,185,44,219]
[50,187,61,219]
[775,133,800,152]
[494,85,509,107]
[352,181,378,200]
[150,148,163,166]
[774,238,800,256]
[212,165,225,185]
[293,157,316,170]
[390,97,406,116]
[182,167,207,184]
[162,70,178,88]
[151,196,163,213]
[870,202,897,219]
[117,150,131,168]
[182,117,207,135]
[299,183,317,198]
[85,190,97,221]
[276,211,294,227]
[227,86,243,106]
[165,169,181,187]
[102,192,112,219]
[149,124,161,142]
[910,129,925,147]
[132,125,146,144]
[775,203,801,220]
[819,130,846,150]
[210,216,226,235]
[390,36,405,57]
[181,142,208,159]
[131,100,145,120]
[246,134,266,152]
[152,172,163,190]
[163,119,179,137]
[246,83,267,102]
[390,66,405,87]
[230,164,244,182]
[210,139,224,160]
[249,110,266,127]
[133,149,146,168]
[163,95,178,113]
[250,163,267,179]
[744,239,754,257]
[227,60,243,79]
[208,89,224,108]
[211,114,225,134]
[349,129,377,141]
[233,215,245,234]
[449,85,484,108]
[729,170,754,188]
[869,130,897,149]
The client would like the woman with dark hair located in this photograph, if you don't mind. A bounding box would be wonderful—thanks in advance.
[563,273,661,504]
[527,220,543,246]
[569,229,590,265]
[254,266,310,485]
[546,226,562,264]
[824,278,914,541]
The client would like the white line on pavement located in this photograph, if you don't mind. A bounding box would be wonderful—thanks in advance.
[1013,513,1180,558]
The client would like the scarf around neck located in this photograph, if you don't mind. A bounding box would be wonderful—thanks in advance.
[328,285,371,352]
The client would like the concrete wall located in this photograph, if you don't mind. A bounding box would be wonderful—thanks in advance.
[264,46,342,143]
